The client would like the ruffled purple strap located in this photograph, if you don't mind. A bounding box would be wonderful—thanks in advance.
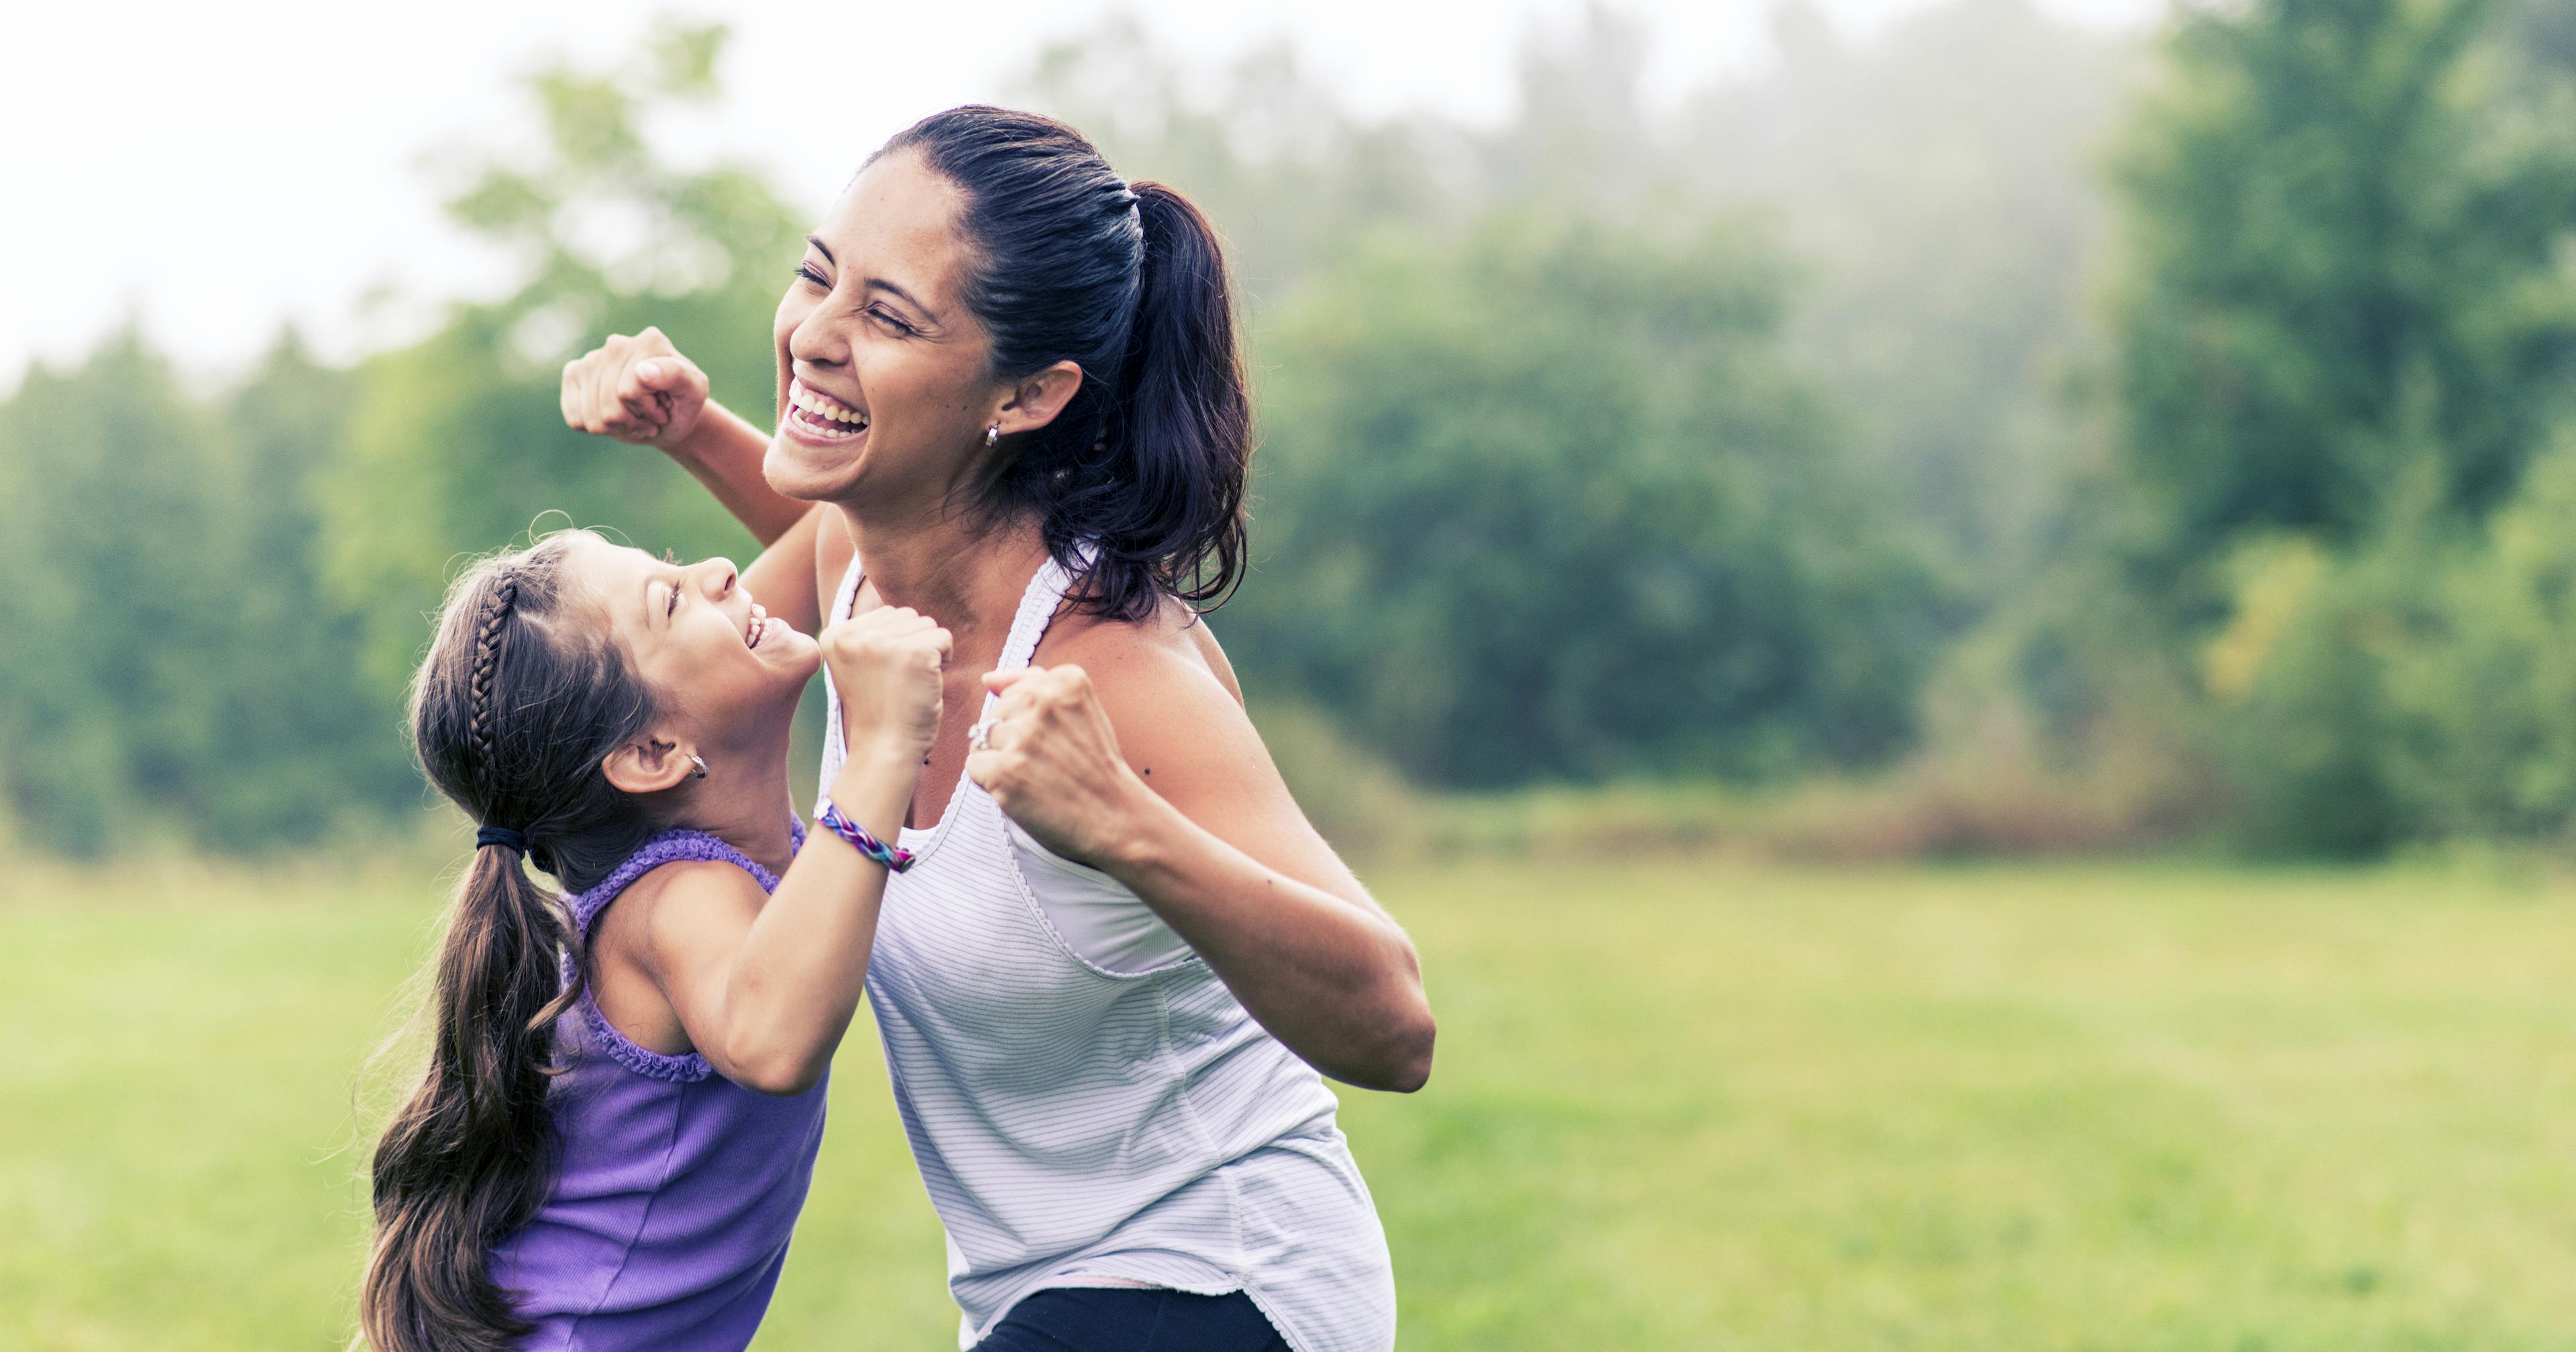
[559,818,807,1083]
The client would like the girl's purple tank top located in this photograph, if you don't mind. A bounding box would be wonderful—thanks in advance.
[488,821,826,1351]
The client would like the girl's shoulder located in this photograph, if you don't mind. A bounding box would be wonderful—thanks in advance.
[586,855,769,1062]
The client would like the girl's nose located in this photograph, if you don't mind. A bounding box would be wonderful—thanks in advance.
[700,559,739,598]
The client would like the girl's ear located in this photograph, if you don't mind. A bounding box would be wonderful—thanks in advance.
[995,360,1085,437]
[602,736,696,797]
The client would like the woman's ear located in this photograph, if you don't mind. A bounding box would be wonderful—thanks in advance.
[602,736,697,797]
[996,360,1085,437]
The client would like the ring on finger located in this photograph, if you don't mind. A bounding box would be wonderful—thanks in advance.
[969,718,996,752]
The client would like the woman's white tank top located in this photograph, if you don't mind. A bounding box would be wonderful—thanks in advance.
[817,551,1396,1352]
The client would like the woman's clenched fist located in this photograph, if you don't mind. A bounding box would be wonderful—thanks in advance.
[560,327,710,449]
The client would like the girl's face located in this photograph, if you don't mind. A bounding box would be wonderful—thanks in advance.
[560,532,818,754]
[763,150,1008,509]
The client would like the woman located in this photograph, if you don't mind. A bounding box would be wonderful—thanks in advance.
[559,107,1434,1352]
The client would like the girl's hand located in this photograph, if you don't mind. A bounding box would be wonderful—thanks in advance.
[560,327,710,449]
[822,608,952,773]
[965,666,1156,868]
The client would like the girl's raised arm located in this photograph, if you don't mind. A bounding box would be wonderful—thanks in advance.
[622,607,949,1096]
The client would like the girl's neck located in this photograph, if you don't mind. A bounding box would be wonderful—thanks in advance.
[676,730,802,879]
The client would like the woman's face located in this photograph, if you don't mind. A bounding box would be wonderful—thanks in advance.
[764,150,1006,508]
[559,532,819,755]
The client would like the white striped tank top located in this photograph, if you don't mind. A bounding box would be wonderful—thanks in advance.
[817,551,1396,1352]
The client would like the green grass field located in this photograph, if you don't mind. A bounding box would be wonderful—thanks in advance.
[8,852,2576,1349]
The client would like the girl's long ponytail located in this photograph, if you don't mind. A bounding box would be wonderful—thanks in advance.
[360,844,581,1352]
[364,542,653,1352]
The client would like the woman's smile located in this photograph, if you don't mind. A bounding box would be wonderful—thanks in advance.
[784,376,869,446]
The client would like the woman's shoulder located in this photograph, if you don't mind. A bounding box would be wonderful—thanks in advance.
[1036,600,1260,779]
[1040,598,1238,708]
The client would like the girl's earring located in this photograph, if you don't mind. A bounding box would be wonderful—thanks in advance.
[985,423,1000,449]
[688,754,708,781]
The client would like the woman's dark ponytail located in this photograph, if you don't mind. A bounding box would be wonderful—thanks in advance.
[875,107,1252,622]
[1088,182,1250,618]
[364,540,658,1352]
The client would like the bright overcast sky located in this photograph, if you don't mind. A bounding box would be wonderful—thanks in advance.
[1,0,2163,388]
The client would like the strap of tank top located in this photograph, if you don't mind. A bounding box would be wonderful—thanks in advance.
[833,550,866,623]
[990,548,1086,682]
[565,820,806,939]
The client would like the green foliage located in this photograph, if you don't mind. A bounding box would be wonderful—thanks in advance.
[2208,441,2576,853]
[2110,0,2576,588]
[0,334,402,854]
[0,23,808,856]
[2078,0,2576,854]
[1234,214,1951,785]
[2379,441,2576,837]
[323,21,806,691]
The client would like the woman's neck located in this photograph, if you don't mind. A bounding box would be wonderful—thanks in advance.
[837,499,1049,639]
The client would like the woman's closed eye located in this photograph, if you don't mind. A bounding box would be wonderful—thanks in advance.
[794,262,828,290]
[867,304,917,337]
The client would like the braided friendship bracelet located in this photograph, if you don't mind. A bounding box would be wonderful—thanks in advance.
[817,802,915,872]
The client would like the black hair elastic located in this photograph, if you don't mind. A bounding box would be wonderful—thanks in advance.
[476,825,529,853]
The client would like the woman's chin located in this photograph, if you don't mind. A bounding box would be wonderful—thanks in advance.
[764,429,866,502]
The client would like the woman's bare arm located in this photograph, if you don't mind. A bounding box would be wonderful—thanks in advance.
[969,643,1434,1092]
[560,328,810,546]
[663,402,808,546]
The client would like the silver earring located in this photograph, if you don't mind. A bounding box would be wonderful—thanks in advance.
[688,753,708,781]
[985,423,1000,448]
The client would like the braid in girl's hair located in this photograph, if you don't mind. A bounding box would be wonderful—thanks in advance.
[466,575,519,775]
[363,535,660,1352]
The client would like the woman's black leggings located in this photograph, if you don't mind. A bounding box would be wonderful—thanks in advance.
[974,1288,1292,1352]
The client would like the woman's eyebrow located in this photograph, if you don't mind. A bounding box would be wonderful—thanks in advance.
[864,278,932,316]
[808,233,936,318]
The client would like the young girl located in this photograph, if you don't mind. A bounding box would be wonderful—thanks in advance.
[361,527,948,1352]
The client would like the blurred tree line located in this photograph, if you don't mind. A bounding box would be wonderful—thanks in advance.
[7,0,2576,858]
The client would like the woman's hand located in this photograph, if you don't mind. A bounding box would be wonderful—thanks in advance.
[560,327,710,449]
[965,665,1156,868]
[822,607,952,785]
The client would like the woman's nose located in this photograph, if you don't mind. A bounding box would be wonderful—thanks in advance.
[699,559,738,598]
[788,299,851,369]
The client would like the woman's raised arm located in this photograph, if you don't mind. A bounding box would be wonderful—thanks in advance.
[561,327,809,547]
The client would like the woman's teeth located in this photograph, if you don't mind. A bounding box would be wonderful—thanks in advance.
[745,603,768,650]
[789,381,868,439]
